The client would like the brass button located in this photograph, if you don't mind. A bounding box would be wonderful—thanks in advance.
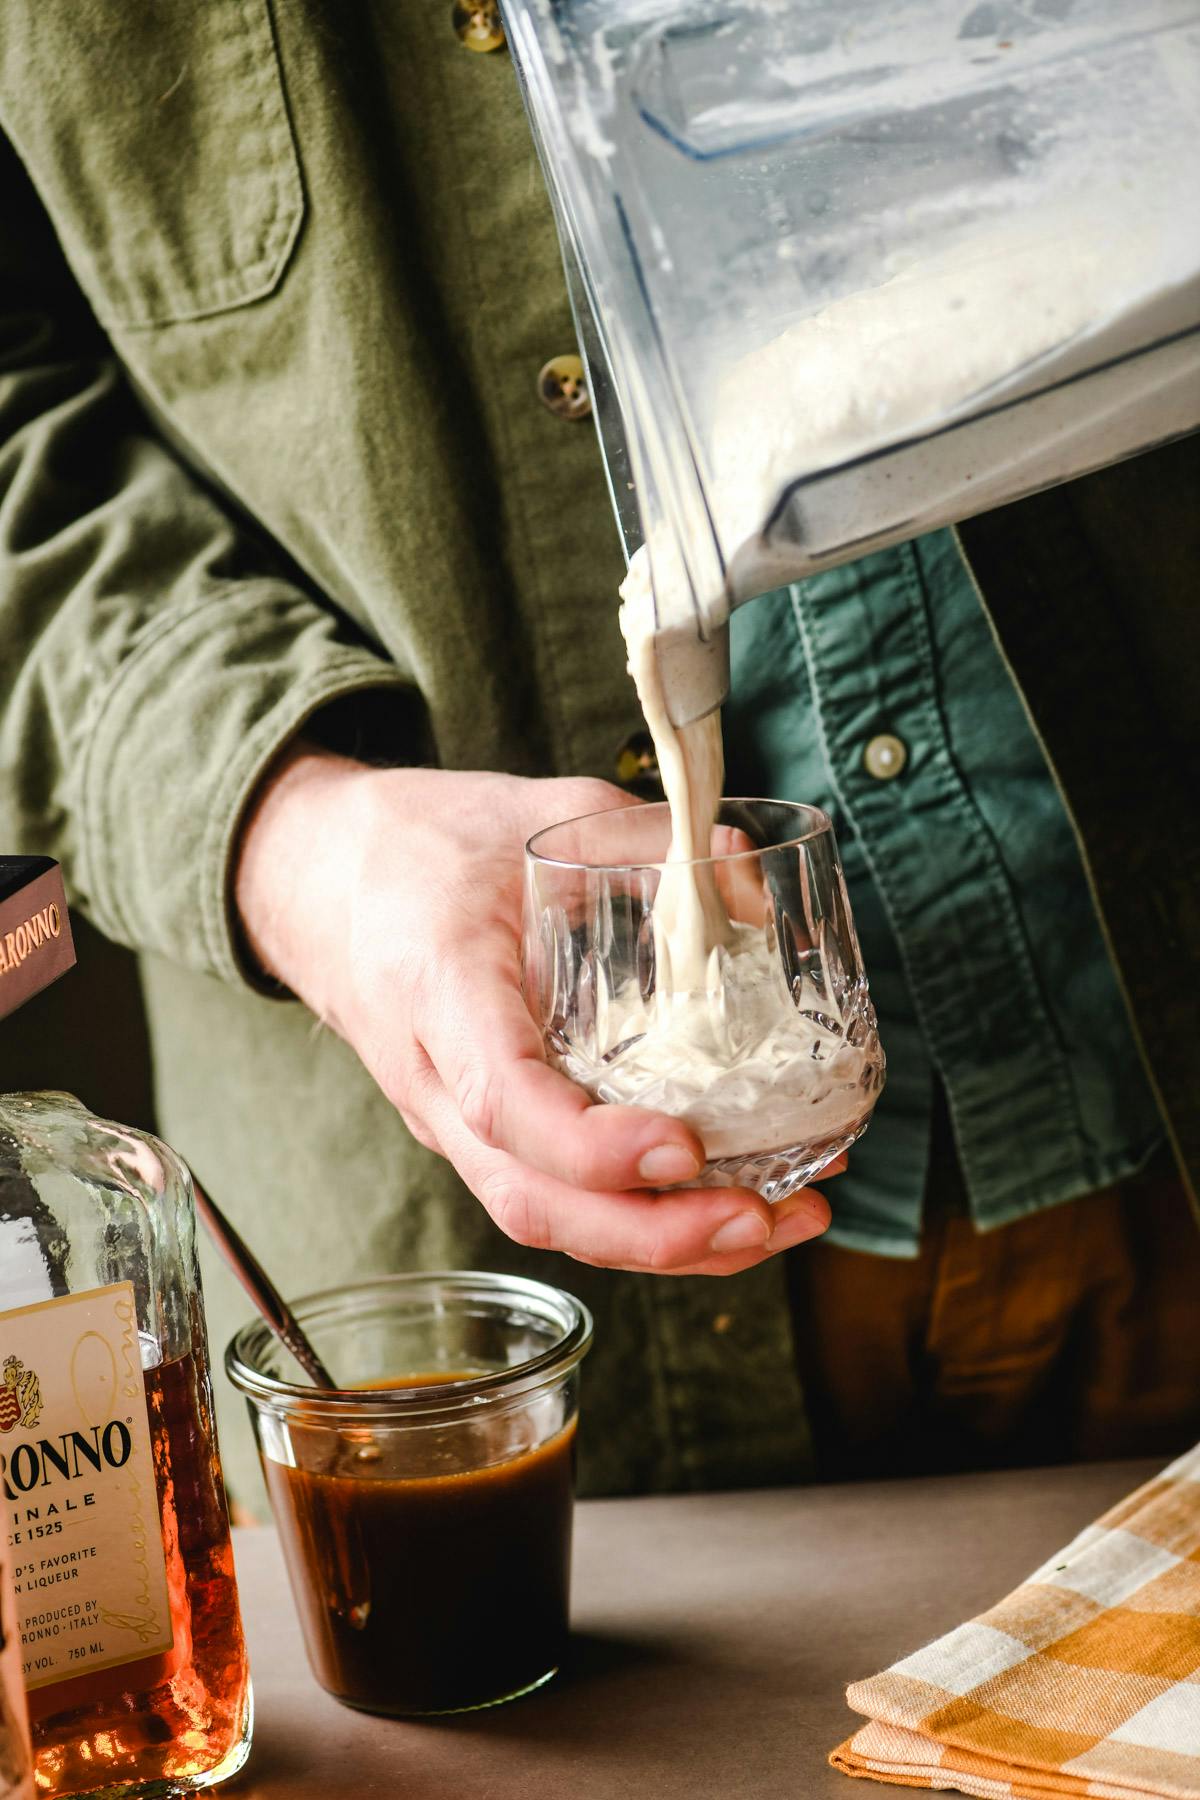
[538,354,592,421]
[615,731,660,789]
[452,1,505,53]
[863,733,908,781]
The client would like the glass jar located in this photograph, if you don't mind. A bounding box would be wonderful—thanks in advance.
[226,1271,592,1715]
[0,1092,252,1798]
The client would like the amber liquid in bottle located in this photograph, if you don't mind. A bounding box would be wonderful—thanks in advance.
[26,1346,249,1797]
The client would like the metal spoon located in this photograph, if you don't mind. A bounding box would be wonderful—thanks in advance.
[192,1174,337,1390]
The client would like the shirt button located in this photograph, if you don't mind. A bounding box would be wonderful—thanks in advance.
[615,730,660,789]
[452,1,505,52]
[863,733,908,780]
[538,354,592,421]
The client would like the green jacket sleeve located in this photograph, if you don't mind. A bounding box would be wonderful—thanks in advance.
[0,134,416,991]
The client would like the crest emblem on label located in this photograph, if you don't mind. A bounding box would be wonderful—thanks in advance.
[0,1358,42,1435]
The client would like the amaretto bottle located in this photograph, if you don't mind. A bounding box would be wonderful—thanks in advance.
[0,1087,253,1792]
[0,861,251,1796]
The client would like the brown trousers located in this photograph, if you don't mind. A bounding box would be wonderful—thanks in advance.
[787,1094,1200,1481]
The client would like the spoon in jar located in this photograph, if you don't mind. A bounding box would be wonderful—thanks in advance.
[195,1176,380,1621]
[192,1174,338,1390]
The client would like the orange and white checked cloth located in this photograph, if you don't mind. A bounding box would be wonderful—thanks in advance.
[832,1445,1200,1799]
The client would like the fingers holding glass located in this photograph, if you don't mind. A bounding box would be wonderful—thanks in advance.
[523,799,884,1206]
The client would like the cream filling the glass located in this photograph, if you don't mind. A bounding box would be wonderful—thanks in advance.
[554,552,871,1163]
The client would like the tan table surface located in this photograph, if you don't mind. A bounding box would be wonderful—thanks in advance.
[225,1458,1155,1800]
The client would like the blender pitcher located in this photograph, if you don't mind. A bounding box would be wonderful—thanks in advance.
[503,0,1200,725]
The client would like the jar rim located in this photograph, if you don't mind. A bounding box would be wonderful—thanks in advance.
[224,1270,593,1422]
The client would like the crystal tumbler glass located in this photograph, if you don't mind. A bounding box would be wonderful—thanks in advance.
[523,799,885,1202]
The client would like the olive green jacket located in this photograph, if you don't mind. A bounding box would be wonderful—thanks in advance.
[1,6,1196,1504]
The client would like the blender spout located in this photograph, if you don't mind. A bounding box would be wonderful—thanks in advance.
[656,616,731,729]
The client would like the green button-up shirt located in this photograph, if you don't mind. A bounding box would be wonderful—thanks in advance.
[726,529,1164,1256]
[0,5,1194,1509]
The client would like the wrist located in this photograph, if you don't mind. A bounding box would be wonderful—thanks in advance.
[233,739,368,1012]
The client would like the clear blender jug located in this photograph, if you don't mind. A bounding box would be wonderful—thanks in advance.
[504,0,1200,722]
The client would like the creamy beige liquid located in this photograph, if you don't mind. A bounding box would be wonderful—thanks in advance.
[617,549,732,997]
[552,553,873,1164]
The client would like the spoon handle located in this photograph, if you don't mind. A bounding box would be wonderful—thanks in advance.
[192,1175,338,1391]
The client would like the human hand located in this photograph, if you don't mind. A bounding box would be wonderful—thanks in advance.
[234,744,837,1275]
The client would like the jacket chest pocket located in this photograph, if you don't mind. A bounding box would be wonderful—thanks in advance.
[0,1,303,329]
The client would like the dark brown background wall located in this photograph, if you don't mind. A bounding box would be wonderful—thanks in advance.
[0,917,156,1130]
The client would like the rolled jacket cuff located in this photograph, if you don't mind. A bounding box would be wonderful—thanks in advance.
[78,579,417,994]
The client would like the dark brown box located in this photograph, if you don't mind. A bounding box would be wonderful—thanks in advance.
[0,858,76,1022]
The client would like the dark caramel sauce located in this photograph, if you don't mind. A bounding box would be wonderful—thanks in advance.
[265,1373,576,1714]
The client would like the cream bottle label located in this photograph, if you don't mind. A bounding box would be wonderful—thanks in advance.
[1,1283,173,1689]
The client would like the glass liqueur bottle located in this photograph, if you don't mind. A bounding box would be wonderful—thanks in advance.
[0,861,251,1797]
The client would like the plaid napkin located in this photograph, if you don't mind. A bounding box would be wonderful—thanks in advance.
[832,1445,1200,1800]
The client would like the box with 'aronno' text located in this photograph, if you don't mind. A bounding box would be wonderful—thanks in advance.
[0,859,75,1024]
